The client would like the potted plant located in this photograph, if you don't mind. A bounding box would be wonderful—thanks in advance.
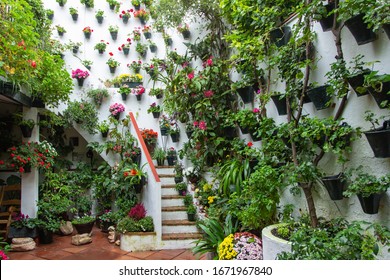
[123,164,147,193]
[174,162,184,183]
[46,9,54,20]
[67,40,82,54]
[131,0,141,10]
[152,147,166,166]
[343,168,390,214]
[35,217,61,244]
[63,100,98,134]
[55,25,66,36]
[321,172,346,201]
[187,204,197,221]
[95,9,104,23]
[166,147,177,166]
[363,111,390,158]
[168,120,180,142]
[132,85,145,101]
[108,25,119,40]
[119,38,132,55]
[183,194,193,207]
[98,210,119,233]
[71,214,95,234]
[141,128,158,154]
[127,60,142,74]
[98,120,110,137]
[147,102,162,118]
[306,84,332,110]
[69,7,78,21]
[132,28,141,41]
[117,204,156,252]
[8,213,38,238]
[142,25,152,39]
[177,23,190,39]
[82,59,93,70]
[56,0,67,7]
[163,33,172,46]
[106,0,119,10]
[80,0,94,8]
[133,8,149,24]
[361,72,390,109]
[148,40,157,53]
[13,113,35,138]
[71,68,89,87]
[94,40,109,54]
[118,84,131,101]
[175,182,187,196]
[119,9,132,24]
[86,88,109,107]
[109,102,125,120]
[106,58,120,73]
[159,114,170,136]
[135,42,147,57]
[149,88,164,99]
[82,26,93,39]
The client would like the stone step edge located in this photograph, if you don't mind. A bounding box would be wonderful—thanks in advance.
[161,184,177,188]
[162,220,197,226]
[162,233,203,240]
[162,206,187,212]
[155,166,175,169]
[159,174,175,178]
[162,195,185,199]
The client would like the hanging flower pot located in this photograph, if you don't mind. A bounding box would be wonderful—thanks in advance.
[71,14,78,21]
[160,126,168,136]
[136,95,142,101]
[368,79,390,109]
[347,70,371,97]
[19,124,34,138]
[144,32,151,39]
[357,192,384,214]
[121,93,128,101]
[321,173,345,201]
[101,131,108,138]
[109,66,116,74]
[271,95,287,115]
[77,77,85,87]
[170,132,180,142]
[109,3,116,10]
[382,24,390,40]
[152,112,160,119]
[344,14,377,45]
[306,85,332,110]
[364,121,390,158]
[123,47,130,55]
[223,126,237,140]
[319,2,335,32]
[133,176,146,194]
[182,30,191,39]
[110,31,118,40]
[236,86,254,104]
[84,32,91,39]
[122,15,129,24]
[270,26,291,47]
[96,16,103,24]
[72,46,79,54]
[149,45,157,53]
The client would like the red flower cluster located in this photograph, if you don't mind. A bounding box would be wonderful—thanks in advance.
[128,203,146,221]
[141,128,158,145]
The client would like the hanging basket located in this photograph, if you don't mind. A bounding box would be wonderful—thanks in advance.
[357,192,384,214]
[364,121,390,158]
[321,173,345,201]
[144,32,152,39]
[270,26,291,47]
[319,2,335,32]
[271,95,287,115]
[306,85,332,110]
[122,16,129,24]
[121,93,128,101]
[19,124,33,138]
[344,14,377,45]
[170,132,180,142]
[109,66,116,74]
[71,14,78,21]
[160,127,168,136]
[77,78,85,87]
[110,31,118,41]
[152,111,160,119]
[84,32,91,39]
[236,86,254,104]
[123,48,130,55]
[136,95,142,101]
[347,70,371,97]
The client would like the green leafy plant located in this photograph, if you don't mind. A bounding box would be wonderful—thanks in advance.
[80,0,94,8]
[94,40,108,52]
[86,88,109,107]
[175,182,187,192]
[183,194,193,206]
[106,58,120,68]
[97,120,110,133]
[71,214,95,225]
[63,100,99,134]
[116,216,154,233]
[187,204,197,214]
[69,7,78,15]
[344,167,390,197]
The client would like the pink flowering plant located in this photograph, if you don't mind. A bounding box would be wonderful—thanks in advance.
[127,60,142,73]
[218,232,263,260]
[11,212,37,229]
[109,103,125,117]
[132,85,145,96]
[0,238,10,260]
[72,68,89,79]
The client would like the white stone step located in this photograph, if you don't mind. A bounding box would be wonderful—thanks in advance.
[161,185,178,195]
[160,176,175,185]
[162,224,199,234]
[161,196,184,207]
[159,239,199,250]
[155,167,175,175]
[162,210,187,220]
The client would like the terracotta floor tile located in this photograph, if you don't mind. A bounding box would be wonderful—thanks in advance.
[144,252,175,260]
[125,250,158,259]
[174,250,197,260]
[40,250,74,260]
[8,253,45,260]
[62,246,89,254]
[160,249,186,256]
[114,255,143,260]
[60,248,122,260]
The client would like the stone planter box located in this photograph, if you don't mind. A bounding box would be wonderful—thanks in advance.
[262,224,291,260]
[120,232,157,252]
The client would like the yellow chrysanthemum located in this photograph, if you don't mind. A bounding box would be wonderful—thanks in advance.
[218,234,237,260]
[208,196,215,204]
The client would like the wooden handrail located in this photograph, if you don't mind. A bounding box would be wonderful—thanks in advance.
[128,112,160,183]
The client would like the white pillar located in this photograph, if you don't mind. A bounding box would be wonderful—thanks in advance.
[21,107,39,218]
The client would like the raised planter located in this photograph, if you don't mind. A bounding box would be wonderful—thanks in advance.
[120,232,157,252]
[262,224,291,260]
[73,221,95,234]
[364,121,390,158]
[344,14,377,45]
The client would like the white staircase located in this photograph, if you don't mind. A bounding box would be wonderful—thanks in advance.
[156,166,202,250]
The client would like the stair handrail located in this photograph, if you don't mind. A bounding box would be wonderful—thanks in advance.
[128,112,160,183]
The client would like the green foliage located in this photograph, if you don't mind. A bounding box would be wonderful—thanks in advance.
[216,158,251,196]
[116,216,154,233]
[63,100,99,134]
[86,88,109,107]
[71,215,95,225]
[344,167,390,197]
[175,182,187,192]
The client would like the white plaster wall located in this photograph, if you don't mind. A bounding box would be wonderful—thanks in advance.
[41,1,390,228]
